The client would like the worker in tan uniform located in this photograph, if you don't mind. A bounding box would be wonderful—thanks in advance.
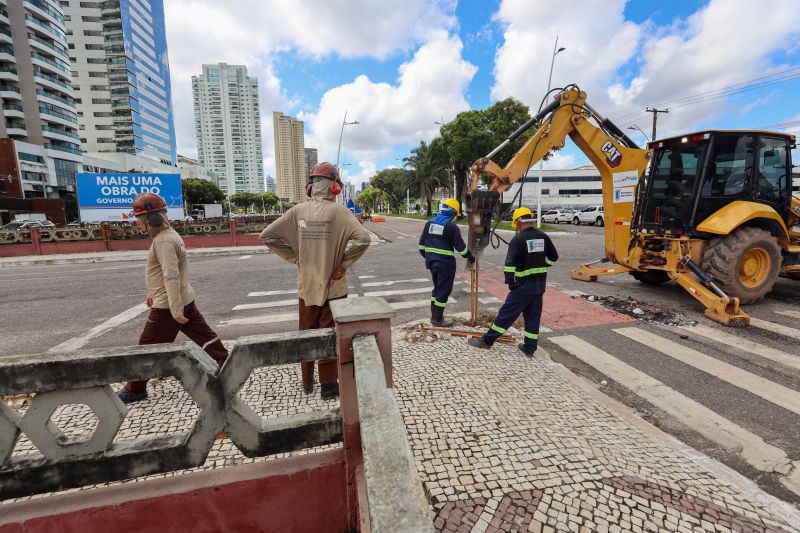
[260,162,371,399]
[118,193,228,403]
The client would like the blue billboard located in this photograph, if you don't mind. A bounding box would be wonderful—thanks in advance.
[76,173,184,222]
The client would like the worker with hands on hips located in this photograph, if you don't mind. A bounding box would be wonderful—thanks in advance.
[468,207,558,356]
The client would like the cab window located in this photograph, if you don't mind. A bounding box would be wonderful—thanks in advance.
[755,137,789,205]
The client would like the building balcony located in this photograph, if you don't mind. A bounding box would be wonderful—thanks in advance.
[34,70,74,95]
[0,7,9,25]
[2,102,24,118]
[0,83,21,100]
[36,88,74,109]
[27,32,70,62]
[39,105,78,126]
[41,124,80,143]
[0,27,12,45]
[5,122,26,136]
[23,0,65,30]
[0,65,18,82]
[24,14,66,45]
[0,46,13,62]
[31,51,70,76]
[44,142,83,158]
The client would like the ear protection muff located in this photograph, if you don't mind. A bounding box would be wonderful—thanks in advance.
[144,201,164,227]
[306,177,343,196]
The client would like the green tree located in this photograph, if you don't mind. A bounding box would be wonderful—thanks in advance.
[229,192,260,212]
[403,137,451,216]
[439,97,536,208]
[182,178,225,206]
[369,168,411,212]
[255,191,279,212]
[356,186,386,212]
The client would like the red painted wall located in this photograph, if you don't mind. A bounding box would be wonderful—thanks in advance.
[0,450,350,533]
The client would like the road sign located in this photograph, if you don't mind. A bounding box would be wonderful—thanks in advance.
[76,173,183,222]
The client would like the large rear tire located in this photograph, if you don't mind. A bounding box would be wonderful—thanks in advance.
[701,227,781,304]
[630,270,671,285]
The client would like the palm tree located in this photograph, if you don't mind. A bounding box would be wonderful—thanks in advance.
[403,138,451,216]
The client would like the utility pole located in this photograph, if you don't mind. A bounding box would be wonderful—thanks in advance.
[645,108,669,140]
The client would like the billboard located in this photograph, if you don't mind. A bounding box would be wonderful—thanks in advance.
[76,173,184,222]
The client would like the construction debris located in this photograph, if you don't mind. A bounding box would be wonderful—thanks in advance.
[582,294,697,327]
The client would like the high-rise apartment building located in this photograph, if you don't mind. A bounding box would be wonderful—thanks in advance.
[273,111,305,202]
[62,0,177,165]
[193,63,263,194]
[0,0,83,200]
[304,147,317,178]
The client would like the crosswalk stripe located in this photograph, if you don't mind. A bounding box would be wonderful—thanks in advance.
[680,325,800,371]
[247,289,298,298]
[391,298,457,310]
[614,327,800,416]
[774,310,800,319]
[548,335,792,473]
[360,278,429,287]
[363,286,433,297]
[358,275,377,279]
[219,312,298,327]
[238,255,253,260]
[479,296,503,304]
[750,317,800,342]
[233,299,297,311]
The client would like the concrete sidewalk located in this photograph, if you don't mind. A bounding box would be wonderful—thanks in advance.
[4,327,799,532]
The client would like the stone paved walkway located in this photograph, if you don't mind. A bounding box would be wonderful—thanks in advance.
[3,329,799,532]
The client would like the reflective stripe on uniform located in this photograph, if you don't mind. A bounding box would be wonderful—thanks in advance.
[490,323,506,334]
[503,266,516,273]
[457,246,470,256]
[418,244,426,249]
[423,247,454,256]
[514,266,548,277]
[524,331,539,340]
[545,257,557,266]
[431,297,447,308]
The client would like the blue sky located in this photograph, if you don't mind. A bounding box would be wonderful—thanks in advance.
[165,0,800,187]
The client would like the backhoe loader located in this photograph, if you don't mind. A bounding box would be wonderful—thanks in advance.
[466,85,799,326]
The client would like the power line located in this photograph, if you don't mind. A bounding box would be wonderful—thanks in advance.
[646,108,669,140]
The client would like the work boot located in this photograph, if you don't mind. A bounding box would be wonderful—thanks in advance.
[117,389,148,404]
[303,384,314,394]
[518,343,536,358]
[467,337,491,350]
[431,302,453,327]
[321,381,340,400]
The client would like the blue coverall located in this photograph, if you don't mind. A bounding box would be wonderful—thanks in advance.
[418,209,473,310]
[482,226,558,353]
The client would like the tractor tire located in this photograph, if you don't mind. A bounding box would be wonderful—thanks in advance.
[573,217,580,225]
[595,217,604,227]
[630,270,671,285]
[701,227,781,304]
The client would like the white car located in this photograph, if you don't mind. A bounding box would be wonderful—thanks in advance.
[540,210,571,224]
[572,206,605,226]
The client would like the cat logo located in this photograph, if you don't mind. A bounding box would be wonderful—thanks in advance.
[601,140,622,168]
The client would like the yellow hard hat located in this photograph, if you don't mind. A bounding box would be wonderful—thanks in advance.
[511,207,534,228]
[442,198,461,216]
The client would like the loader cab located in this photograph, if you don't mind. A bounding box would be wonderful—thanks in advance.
[637,131,795,235]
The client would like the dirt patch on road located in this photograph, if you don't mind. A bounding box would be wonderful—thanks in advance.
[581,294,697,327]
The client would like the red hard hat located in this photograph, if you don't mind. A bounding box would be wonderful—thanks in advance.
[132,193,167,216]
[309,162,340,182]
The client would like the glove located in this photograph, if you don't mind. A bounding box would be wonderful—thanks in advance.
[508,281,523,290]
[467,256,476,265]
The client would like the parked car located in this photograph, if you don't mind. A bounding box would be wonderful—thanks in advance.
[1,219,55,230]
[572,206,605,226]
[540,210,571,224]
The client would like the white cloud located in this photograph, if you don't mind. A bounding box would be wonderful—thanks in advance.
[492,0,800,140]
[542,152,577,171]
[302,31,477,182]
[164,0,455,178]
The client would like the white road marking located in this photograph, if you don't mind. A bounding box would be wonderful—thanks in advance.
[774,310,800,319]
[549,335,793,474]
[363,286,433,297]
[615,327,800,416]
[247,289,298,298]
[219,312,298,327]
[479,296,503,304]
[680,325,800,370]
[233,299,297,311]
[391,298,457,310]
[358,275,377,279]
[49,303,148,352]
[360,278,429,287]
[382,226,412,237]
[238,255,253,260]
[750,318,800,342]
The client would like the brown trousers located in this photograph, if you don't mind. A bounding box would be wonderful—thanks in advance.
[299,297,341,388]
[125,301,229,394]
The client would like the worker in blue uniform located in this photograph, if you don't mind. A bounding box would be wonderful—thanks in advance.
[418,198,474,327]
[468,207,558,356]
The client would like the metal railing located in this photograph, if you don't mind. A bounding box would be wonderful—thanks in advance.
[27,31,70,61]
[2,103,23,111]
[0,65,17,74]
[30,51,70,74]
[24,14,66,43]
[23,0,65,24]
[36,87,74,107]
[43,142,81,155]
[0,84,20,93]
[34,70,72,90]
[42,124,80,140]
[39,105,78,123]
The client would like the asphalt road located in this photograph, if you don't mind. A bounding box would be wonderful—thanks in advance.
[1,215,799,504]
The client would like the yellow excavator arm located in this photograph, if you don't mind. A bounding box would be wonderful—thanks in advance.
[466,88,651,264]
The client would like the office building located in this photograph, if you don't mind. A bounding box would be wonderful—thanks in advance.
[304,147,317,178]
[265,173,275,193]
[0,0,82,207]
[62,0,177,165]
[193,63,263,194]
[177,154,216,183]
[272,111,305,202]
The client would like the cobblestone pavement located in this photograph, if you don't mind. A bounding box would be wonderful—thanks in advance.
[391,334,800,533]
[4,332,800,532]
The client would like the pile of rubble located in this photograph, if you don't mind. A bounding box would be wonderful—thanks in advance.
[583,294,697,327]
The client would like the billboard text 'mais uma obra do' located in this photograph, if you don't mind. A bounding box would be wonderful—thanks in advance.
[76,173,184,222]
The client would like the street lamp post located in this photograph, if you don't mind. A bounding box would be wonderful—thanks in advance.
[536,36,566,227]
[627,124,650,143]
[434,117,456,197]
[336,111,359,168]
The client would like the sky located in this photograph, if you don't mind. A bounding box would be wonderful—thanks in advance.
[164,0,800,188]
